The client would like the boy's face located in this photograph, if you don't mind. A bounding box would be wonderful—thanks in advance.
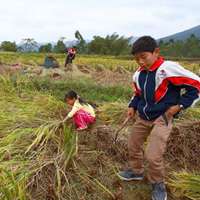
[134,48,160,69]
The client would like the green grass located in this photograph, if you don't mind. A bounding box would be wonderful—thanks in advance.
[0,52,137,71]
[1,52,199,74]
[11,75,132,103]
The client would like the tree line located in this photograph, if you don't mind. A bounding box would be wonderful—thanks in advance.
[159,34,200,58]
[0,31,132,56]
[1,31,200,58]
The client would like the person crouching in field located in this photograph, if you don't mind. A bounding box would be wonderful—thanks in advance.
[117,36,200,200]
[63,90,96,130]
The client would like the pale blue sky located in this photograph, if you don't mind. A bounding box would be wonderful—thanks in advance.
[0,0,199,42]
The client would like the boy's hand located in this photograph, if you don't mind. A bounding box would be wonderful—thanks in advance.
[127,107,136,118]
[165,105,181,118]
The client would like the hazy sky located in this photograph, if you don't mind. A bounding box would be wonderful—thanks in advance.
[0,0,199,43]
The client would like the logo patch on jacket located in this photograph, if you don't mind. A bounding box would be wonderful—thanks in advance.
[159,69,167,78]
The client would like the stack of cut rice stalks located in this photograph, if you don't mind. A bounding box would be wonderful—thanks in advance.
[0,75,77,199]
[168,171,200,200]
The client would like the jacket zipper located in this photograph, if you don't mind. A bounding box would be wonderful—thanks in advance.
[143,72,150,120]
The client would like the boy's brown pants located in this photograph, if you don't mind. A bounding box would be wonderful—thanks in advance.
[128,114,173,183]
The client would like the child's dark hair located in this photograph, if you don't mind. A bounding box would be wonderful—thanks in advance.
[64,90,87,105]
[131,36,158,55]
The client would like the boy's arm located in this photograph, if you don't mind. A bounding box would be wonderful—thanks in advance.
[165,86,199,117]
[128,95,141,110]
[165,63,200,115]
[128,82,141,117]
[179,86,199,109]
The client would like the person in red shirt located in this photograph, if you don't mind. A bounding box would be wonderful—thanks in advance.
[64,47,76,67]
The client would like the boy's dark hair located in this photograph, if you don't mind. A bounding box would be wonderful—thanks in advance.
[64,90,87,105]
[131,36,158,55]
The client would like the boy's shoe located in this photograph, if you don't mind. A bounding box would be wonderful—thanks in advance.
[152,182,167,200]
[117,169,144,181]
[77,126,88,131]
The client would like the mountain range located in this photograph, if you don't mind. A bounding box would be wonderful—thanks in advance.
[158,25,200,42]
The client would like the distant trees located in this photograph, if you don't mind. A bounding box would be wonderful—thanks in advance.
[53,38,66,53]
[39,43,52,53]
[0,41,17,52]
[88,33,132,56]
[75,30,87,53]
[0,33,200,57]
[159,34,200,58]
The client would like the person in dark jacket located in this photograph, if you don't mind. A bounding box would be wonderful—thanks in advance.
[117,36,200,200]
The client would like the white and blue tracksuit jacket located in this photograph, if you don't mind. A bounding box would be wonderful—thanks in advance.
[129,57,200,121]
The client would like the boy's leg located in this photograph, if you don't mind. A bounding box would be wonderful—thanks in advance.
[145,115,173,183]
[128,117,153,174]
